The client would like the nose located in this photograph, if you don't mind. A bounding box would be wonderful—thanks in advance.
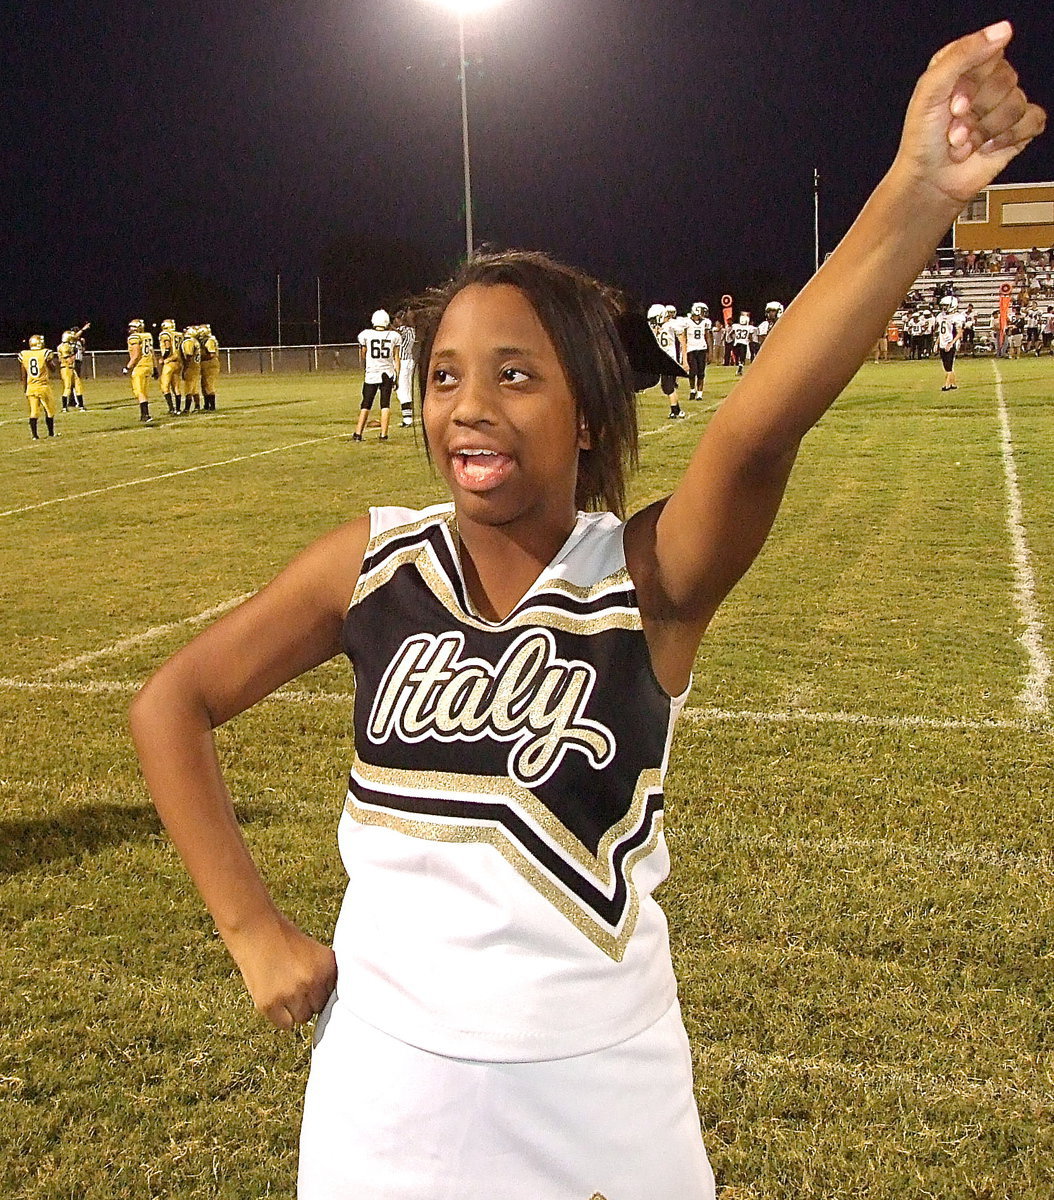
[448,368,499,428]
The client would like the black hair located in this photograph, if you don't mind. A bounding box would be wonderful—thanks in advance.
[412,251,639,517]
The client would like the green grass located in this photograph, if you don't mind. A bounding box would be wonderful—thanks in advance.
[2,357,1053,1197]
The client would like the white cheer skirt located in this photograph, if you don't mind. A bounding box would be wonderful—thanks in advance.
[298,993,714,1200]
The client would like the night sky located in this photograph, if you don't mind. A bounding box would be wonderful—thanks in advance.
[3,0,1052,347]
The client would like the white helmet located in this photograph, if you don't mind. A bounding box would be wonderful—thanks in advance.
[690,302,708,317]
[371,309,390,328]
[664,305,677,318]
[647,304,665,323]
[765,301,784,318]
[939,295,958,311]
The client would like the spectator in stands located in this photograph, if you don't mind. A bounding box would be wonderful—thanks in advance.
[962,304,976,355]
[965,250,977,274]
[952,249,965,275]
[1028,247,1043,267]
[1006,251,1020,273]
[976,249,989,273]
[990,249,1004,272]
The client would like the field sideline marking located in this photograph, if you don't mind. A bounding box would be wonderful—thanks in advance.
[993,362,1050,715]
[0,674,1047,739]
[0,435,342,517]
[699,1046,1049,1107]
[37,593,254,678]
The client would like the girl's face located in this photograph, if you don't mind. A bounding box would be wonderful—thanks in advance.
[423,283,589,532]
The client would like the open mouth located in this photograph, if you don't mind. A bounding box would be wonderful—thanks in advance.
[450,448,514,492]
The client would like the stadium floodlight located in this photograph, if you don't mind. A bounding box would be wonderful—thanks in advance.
[423,0,508,259]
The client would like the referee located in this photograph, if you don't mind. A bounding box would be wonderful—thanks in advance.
[394,315,416,428]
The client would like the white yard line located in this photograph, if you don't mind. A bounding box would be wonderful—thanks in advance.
[993,362,1050,715]
[0,434,342,517]
[37,593,254,678]
[698,1046,1047,1107]
[680,705,1038,734]
[0,674,1045,737]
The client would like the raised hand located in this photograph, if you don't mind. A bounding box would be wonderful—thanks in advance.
[893,22,1046,208]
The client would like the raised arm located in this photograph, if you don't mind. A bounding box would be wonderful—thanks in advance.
[628,23,1044,692]
[129,517,369,1028]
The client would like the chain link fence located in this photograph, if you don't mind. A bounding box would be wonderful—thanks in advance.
[0,343,363,385]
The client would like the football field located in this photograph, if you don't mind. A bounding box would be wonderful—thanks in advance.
[1,357,1052,1198]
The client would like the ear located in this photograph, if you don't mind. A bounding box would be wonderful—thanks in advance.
[577,416,592,451]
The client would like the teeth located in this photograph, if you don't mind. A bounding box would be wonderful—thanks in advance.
[459,449,497,456]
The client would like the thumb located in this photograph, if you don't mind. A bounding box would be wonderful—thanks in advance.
[922,21,1013,98]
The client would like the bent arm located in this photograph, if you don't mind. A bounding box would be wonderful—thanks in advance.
[129,517,369,1025]
[632,25,1043,664]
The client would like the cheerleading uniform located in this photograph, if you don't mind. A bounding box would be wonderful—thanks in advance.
[298,502,714,1199]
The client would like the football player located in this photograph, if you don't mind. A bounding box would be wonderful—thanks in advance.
[58,322,90,410]
[19,335,59,439]
[158,319,183,413]
[180,326,203,413]
[200,324,221,410]
[125,319,156,422]
[935,295,964,390]
[683,303,712,403]
[757,302,784,348]
[649,305,686,418]
[353,310,401,442]
[728,312,756,376]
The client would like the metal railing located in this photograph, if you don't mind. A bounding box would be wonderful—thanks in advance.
[0,342,364,385]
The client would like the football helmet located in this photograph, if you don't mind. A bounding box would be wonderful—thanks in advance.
[664,305,677,319]
[647,304,666,323]
[939,295,958,312]
[739,312,750,323]
[765,301,784,319]
[128,318,144,333]
[372,309,391,329]
[62,330,75,342]
[161,318,176,331]
[28,334,45,349]
[690,302,708,317]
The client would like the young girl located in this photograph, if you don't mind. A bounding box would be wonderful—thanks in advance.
[130,26,1042,1199]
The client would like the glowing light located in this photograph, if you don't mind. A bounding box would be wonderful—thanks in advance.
[427,0,505,13]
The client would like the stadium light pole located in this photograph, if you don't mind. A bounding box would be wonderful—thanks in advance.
[425,0,507,260]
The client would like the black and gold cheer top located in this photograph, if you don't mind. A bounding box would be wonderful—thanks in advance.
[334,503,686,1061]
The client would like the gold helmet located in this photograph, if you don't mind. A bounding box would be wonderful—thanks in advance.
[62,330,76,342]
[128,318,144,333]
[161,318,176,331]
[29,334,45,349]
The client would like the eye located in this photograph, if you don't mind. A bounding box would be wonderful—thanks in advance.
[431,367,457,387]
[500,366,530,384]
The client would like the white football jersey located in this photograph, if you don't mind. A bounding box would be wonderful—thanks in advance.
[729,322,754,345]
[358,328,401,383]
[652,321,681,362]
[936,312,963,350]
[684,318,711,350]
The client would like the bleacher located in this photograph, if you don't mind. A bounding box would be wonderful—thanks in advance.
[892,246,1054,356]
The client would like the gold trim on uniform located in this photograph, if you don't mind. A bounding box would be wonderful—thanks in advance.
[345,757,665,960]
[351,514,640,635]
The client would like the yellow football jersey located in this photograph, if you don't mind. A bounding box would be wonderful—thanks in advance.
[128,332,155,363]
[180,334,201,364]
[57,339,77,368]
[158,329,180,361]
[201,334,219,359]
[19,348,55,387]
